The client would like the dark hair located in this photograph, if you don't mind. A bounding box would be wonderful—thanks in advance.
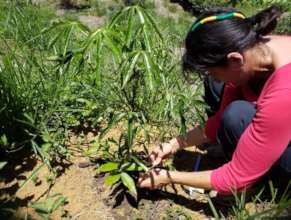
[183,5,282,75]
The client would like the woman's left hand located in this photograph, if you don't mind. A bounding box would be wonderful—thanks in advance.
[137,168,171,190]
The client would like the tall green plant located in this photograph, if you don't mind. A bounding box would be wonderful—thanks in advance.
[97,112,149,196]
[0,2,85,165]
[45,4,204,132]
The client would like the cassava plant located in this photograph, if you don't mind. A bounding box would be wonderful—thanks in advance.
[95,111,174,200]
[44,4,205,129]
[97,112,149,196]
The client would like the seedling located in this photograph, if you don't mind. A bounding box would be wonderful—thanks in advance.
[97,113,149,197]
[30,194,67,220]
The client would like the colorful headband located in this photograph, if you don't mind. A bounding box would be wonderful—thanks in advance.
[191,12,246,32]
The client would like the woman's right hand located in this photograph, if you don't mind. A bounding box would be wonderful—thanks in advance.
[149,139,179,167]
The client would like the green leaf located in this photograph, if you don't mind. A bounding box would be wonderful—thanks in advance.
[16,164,45,195]
[48,30,63,49]
[136,7,145,24]
[30,202,50,214]
[121,172,137,195]
[207,196,220,219]
[31,141,52,170]
[143,9,163,39]
[99,162,119,172]
[122,52,140,88]
[120,162,142,171]
[108,6,131,28]
[95,35,102,87]
[83,28,103,52]
[76,21,91,35]
[0,161,7,170]
[0,135,8,146]
[40,20,67,34]
[23,113,35,126]
[63,26,74,57]
[126,8,135,46]
[104,174,121,186]
[51,195,67,212]
[142,52,154,91]
[122,162,137,171]
[42,143,52,153]
[104,32,121,61]
[47,55,61,62]
[143,24,151,52]
[42,131,52,143]
[108,9,123,28]
[132,156,149,172]
[30,194,66,215]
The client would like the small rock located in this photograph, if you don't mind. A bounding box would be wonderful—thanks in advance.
[31,0,47,5]
[56,9,66,16]
[79,15,104,30]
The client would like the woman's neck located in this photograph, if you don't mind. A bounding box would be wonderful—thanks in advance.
[244,41,274,94]
[245,35,291,94]
[265,35,291,70]
[248,68,273,95]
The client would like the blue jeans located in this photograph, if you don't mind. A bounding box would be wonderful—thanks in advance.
[203,76,291,184]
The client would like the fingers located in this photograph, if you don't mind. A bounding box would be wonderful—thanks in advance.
[149,143,167,166]
[149,151,158,163]
[152,157,162,167]
[138,172,155,190]
[149,150,162,167]
[137,169,166,190]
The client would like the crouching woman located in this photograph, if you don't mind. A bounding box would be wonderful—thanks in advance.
[138,5,291,195]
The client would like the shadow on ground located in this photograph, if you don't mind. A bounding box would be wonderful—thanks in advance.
[0,148,73,220]
[104,147,291,219]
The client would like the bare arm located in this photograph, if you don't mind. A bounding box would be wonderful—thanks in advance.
[168,170,212,189]
[150,125,210,166]
[138,169,213,190]
[174,124,210,150]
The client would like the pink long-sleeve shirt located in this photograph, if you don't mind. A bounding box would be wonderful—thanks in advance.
[207,62,291,194]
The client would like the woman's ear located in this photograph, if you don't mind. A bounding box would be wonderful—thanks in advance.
[227,52,244,70]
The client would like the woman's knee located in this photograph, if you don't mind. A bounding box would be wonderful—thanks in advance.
[217,100,256,159]
[220,100,256,137]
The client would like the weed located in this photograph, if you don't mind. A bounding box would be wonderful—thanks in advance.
[30,194,67,220]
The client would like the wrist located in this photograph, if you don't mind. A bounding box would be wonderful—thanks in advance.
[163,170,172,185]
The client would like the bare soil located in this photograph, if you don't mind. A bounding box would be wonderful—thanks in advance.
[1,120,290,220]
[2,125,291,220]
[0,127,220,220]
